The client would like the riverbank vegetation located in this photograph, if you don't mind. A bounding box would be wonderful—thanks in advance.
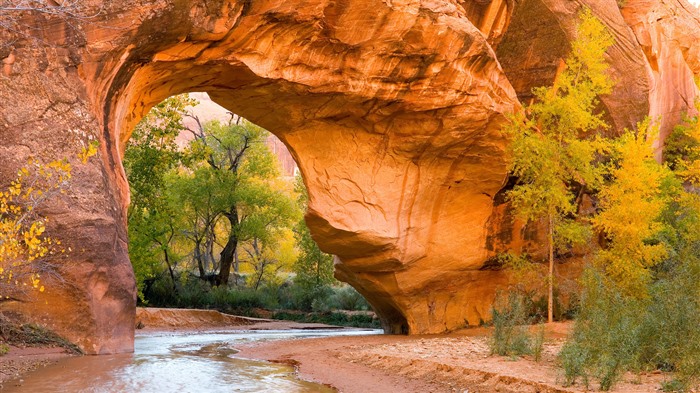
[0,142,98,302]
[492,8,700,392]
[0,313,81,355]
[123,95,376,328]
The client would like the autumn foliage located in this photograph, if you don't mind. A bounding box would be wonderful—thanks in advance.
[0,143,97,301]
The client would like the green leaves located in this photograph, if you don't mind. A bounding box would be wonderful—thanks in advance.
[502,8,615,323]
[126,96,302,294]
[504,7,613,250]
[292,175,336,301]
[125,95,195,300]
[664,79,700,185]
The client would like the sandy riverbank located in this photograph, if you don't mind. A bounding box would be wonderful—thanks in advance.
[1,309,677,392]
[234,323,672,393]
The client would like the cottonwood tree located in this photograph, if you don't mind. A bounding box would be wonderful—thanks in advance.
[126,98,301,293]
[559,119,700,392]
[502,8,614,322]
[592,120,670,297]
[167,114,300,287]
[124,95,195,300]
[236,178,299,290]
[292,175,336,306]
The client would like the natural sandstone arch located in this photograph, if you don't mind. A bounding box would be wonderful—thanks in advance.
[96,0,520,338]
[0,0,698,354]
[2,0,519,353]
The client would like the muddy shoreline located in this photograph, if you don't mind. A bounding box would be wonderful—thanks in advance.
[0,346,75,387]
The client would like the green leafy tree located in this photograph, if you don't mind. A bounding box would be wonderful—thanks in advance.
[125,95,196,300]
[664,77,700,184]
[236,177,300,290]
[502,8,614,322]
[559,84,700,392]
[292,175,336,305]
[177,117,297,286]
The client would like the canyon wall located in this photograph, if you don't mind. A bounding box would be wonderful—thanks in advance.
[0,0,698,353]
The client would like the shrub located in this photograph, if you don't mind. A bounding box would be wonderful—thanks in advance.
[328,285,371,311]
[490,291,536,358]
[271,310,380,329]
[559,268,645,390]
[559,262,700,391]
[291,285,333,312]
[532,324,546,362]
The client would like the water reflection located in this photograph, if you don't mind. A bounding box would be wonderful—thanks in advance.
[2,329,379,393]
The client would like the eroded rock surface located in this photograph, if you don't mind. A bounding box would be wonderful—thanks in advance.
[0,0,698,353]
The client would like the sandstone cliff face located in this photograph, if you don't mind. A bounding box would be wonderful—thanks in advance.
[0,0,698,353]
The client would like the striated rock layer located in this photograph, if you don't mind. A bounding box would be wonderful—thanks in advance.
[0,0,698,353]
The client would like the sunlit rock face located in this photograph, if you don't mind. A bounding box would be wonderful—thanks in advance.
[0,0,698,353]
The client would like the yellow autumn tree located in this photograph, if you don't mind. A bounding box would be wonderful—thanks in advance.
[592,119,670,297]
[503,8,614,322]
[0,142,98,300]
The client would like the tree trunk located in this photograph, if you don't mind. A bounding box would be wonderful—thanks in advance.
[217,207,239,286]
[251,239,264,290]
[194,240,205,279]
[163,248,177,294]
[205,226,216,272]
[548,214,554,323]
[233,249,240,286]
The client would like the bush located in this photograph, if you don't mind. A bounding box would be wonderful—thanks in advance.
[141,273,378,326]
[309,285,367,312]
[490,291,541,358]
[558,269,645,390]
[143,273,278,313]
[532,324,546,362]
[328,286,371,311]
[290,284,333,312]
[559,263,700,391]
[208,286,277,311]
[271,310,380,329]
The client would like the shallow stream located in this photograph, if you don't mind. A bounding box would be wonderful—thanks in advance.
[2,328,380,392]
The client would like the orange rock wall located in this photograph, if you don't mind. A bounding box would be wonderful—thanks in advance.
[0,0,698,353]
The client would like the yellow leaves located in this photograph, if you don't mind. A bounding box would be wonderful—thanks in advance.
[0,153,83,299]
[78,140,99,164]
[593,120,670,298]
[8,181,21,197]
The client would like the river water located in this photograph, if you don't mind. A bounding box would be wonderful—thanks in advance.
[2,328,380,392]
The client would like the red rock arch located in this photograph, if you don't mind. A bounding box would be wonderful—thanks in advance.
[1,0,698,354]
[92,0,519,339]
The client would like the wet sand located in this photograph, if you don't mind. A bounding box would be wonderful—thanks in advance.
[0,346,75,387]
